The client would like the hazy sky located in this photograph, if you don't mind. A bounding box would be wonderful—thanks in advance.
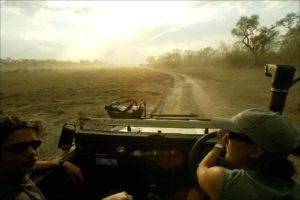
[1,1,299,65]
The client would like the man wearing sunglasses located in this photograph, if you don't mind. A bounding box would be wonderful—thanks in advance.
[0,115,133,200]
[196,108,300,200]
[0,115,86,200]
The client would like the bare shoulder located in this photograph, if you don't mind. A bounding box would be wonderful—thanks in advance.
[198,166,225,200]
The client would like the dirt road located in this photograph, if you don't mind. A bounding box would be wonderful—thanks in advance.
[151,71,219,118]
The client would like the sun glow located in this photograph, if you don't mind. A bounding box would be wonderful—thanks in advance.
[59,1,192,62]
[4,1,297,65]
[88,1,188,39]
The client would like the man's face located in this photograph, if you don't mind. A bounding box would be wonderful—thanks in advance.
[225,138,253,167]
[0,128,40,176]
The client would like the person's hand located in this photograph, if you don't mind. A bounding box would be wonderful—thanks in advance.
[61,161,85,184]
[216,129,228,147]
[102,191,133,200]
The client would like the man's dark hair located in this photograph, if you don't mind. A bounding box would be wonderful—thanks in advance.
[0,115,44,146]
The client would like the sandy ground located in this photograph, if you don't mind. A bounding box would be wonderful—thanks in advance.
[151,70,218,118]
[174,66,300,132]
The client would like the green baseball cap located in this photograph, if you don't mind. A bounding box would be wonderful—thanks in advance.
[212,108,298,157]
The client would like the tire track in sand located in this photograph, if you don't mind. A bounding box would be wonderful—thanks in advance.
[151,70,218,118]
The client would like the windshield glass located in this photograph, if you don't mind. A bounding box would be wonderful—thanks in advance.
[1,1,299,160]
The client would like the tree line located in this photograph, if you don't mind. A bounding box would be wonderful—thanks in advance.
[146,12,300,69]
[1,12,299,70]
[0,59,109,70]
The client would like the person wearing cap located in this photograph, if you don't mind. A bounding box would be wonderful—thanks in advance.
[0,115,133,200]
[196,108,300,200]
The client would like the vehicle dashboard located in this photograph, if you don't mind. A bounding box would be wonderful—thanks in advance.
[36,117,218,200]
[73,128,215,199]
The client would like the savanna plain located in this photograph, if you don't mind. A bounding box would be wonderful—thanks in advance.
[1,65,300,180]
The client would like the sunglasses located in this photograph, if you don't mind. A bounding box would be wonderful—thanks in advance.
[228,132,255,144]
[2,140,42,154]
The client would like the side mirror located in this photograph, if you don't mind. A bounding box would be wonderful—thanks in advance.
[58,123,76,151]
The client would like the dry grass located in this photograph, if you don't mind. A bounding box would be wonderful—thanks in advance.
[174,65,300,132]
[1,67,172,160]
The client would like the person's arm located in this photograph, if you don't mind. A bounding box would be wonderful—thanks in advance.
[35,160,60,171]
[196,130,227,200]
[35,160,84,183]
[102,191,133,200]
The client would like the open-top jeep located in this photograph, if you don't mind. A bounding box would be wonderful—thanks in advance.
[33,64,299,200]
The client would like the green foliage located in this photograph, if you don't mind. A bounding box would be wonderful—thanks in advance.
[223,43,253,67]
[146,12,299,69]
[231,15,279,64]
[276,12,300,67]
[156,49,183,68]
[276,12,299,30]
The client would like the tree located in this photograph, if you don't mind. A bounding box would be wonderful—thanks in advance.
[146,56,157,67]
[183,50,196,67]
[158,49,182,68]
[231,15,278,63]
[276,12,299,30]
[276,12,300,66]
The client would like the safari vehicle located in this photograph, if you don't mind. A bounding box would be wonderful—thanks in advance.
[32,64,299,200]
